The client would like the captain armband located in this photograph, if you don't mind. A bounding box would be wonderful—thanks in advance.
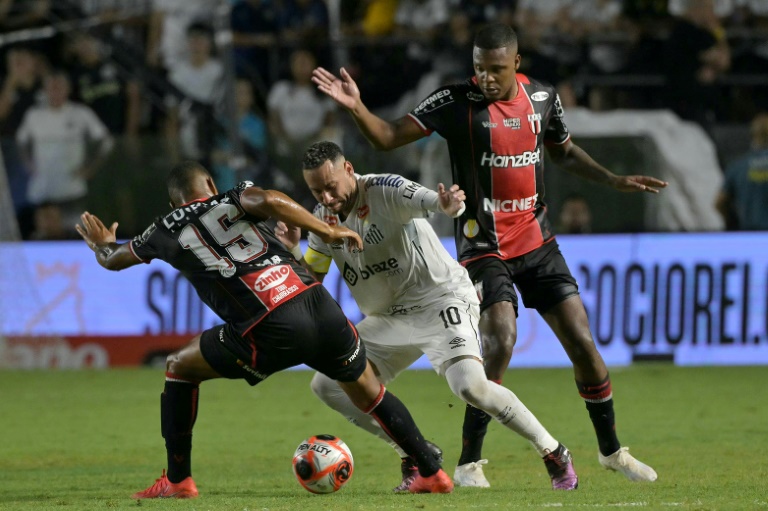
[303,247,333,274]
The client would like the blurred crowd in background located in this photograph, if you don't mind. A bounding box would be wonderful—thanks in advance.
[1,0,767,241]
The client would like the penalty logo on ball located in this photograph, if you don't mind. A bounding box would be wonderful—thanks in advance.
[292,434,354,494]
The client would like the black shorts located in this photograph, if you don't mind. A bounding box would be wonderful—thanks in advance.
[465,240,579,315]
[200,285,366,386]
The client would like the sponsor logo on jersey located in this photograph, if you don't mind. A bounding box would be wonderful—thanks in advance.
[482,121,497,128]
[342,262,358,285]
[364,224,384,245]
[528,113,542,134]
[343,338,361,366]
[402,181,421,200]
[356,205,369,219]
[342,258,400,286]
[253,265,290,291]
[413,89,454,114]
[531,91,550,101]
[330,241,344,250]
[365,174,405,189]
[133,223,157,247]
[554,94,564,117]
[503,117,521,129]
[483,194,539,213]
[467,91,485,102]
[324,215,338,226]
[449,337,466,349]
[235,359,269,381]
[480,149,541,168]
[389,304,422,315]
[463,219,479,238]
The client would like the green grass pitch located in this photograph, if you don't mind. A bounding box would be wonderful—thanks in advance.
[0,365,766,510]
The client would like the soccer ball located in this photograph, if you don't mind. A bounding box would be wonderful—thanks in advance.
[292,434,354,494]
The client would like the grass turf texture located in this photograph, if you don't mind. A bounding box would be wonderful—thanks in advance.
[0,365,765,511]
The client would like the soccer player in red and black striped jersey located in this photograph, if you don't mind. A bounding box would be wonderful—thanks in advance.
[76,161,454,497]
[312,23,665,486]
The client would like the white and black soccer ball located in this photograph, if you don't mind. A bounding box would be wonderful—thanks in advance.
[291,434,354,494]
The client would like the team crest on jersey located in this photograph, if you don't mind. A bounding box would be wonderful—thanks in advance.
[364,224,384,245]
[357,205,370,219]
[531,91,550,101]
[503,117,521,129]
[467,91,485,102]
[463,219,479,238]
[528,113,542,134]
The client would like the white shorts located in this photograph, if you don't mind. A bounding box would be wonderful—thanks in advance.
[356,297,482,383]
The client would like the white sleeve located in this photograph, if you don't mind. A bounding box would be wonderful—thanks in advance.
[366,175,440,224]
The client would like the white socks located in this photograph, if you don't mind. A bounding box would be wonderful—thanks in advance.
[310,372,408,457]
[445,359,559,457]
[310,359,560,459]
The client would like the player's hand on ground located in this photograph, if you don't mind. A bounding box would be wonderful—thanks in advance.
[312,67,360,110]
[612,175,668,194]
[437,183,467,217]
[323,225,363,252]
[274,221,301,249]
[75,212,118,250]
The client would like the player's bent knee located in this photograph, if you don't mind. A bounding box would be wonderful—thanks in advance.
[445,359,493,410]
[310,372,340,402]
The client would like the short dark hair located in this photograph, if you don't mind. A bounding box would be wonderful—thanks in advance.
[187,21,213,38]
[474,23,518,50]
[167,160,210,199]
[302,141,345,170]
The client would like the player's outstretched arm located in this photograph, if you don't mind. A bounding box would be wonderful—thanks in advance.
[241,188,363,251]
[311,66,425,151]
[548,141,668,193]
[76,212,142,271]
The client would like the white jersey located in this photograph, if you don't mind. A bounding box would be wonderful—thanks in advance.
[307,173,478,316]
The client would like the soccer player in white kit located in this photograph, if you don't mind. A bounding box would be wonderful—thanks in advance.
[276,141,578,491]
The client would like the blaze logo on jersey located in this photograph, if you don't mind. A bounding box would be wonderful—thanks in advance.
[342,258,400,286]
[528,113,542,134]
[480,149,540,168]
[356,205,369,219]
[324,216,338,226]
[342,262,358,286]
[483,194,539,213]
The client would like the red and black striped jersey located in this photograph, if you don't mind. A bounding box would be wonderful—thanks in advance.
[407,74,570,264]
[129,181,318,335]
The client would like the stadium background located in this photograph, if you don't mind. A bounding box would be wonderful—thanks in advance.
[1,0,767,368]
